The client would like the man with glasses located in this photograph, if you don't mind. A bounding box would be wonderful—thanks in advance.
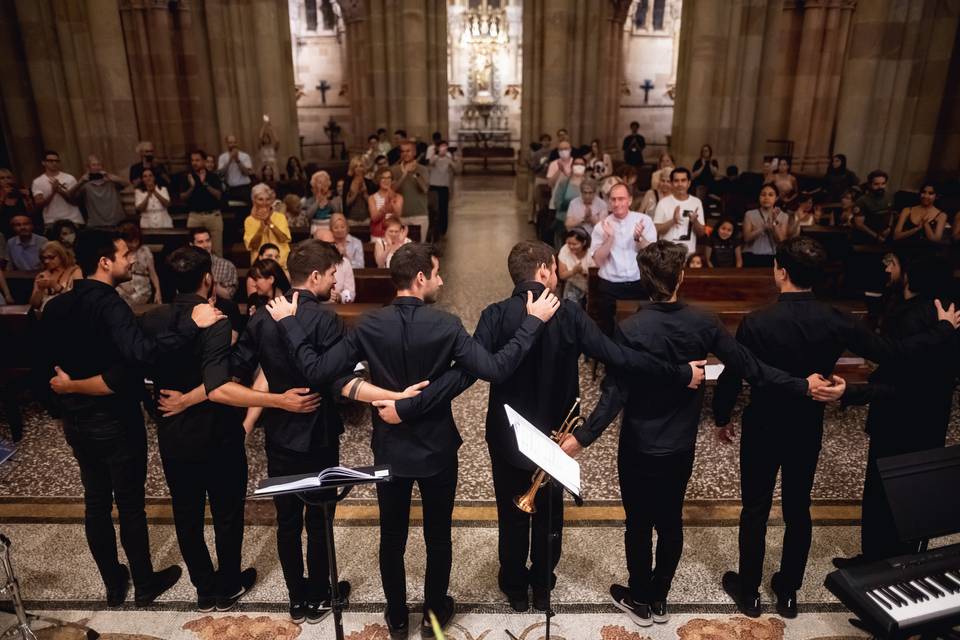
[31,150,84,229]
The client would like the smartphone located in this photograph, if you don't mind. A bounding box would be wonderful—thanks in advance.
[678,210,693,241]
[89,172,104,181]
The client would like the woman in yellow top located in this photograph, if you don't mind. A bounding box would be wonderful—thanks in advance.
[243,183,291,267]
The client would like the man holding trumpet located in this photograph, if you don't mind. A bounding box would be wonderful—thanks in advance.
[378,240,707,613]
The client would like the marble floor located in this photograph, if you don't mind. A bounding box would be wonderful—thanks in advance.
[0,175,955,639]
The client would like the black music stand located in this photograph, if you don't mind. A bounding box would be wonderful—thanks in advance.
[504,406,582,640]
[253,465,391,640]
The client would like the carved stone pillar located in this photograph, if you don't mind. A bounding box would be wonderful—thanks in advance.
[342,0,448,147]
[834,0,960,188]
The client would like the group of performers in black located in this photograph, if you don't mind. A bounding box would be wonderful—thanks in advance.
[40,228,959,636]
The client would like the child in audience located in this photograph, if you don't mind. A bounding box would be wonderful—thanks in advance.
[705,218,743,268]
[686,254,704,269]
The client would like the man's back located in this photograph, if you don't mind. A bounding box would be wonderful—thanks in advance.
[232,290,347,453]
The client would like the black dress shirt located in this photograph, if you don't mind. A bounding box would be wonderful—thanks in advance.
[39,278,198,417]
[395,281,692,470]
[713,291,956,428]
[279,296,547,477]
[141,293,241,462]
[576,301,808,456]
[231,288,352,454]
[844,295,957,444]
[129,161,172,188]
[182,171,224,212]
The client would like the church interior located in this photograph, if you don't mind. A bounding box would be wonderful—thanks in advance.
[0,0,959,638]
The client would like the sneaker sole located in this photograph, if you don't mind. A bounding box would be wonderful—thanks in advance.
[197,605,216,613]
[611,596,652,627]
[290,615,306,625]
[306,610,332,624]
[652,612,670,624]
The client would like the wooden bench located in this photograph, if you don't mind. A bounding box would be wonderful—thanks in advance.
[460,146,516,174]
[141,228,191,256]
[289,224,422,244]
[354,268,395,304]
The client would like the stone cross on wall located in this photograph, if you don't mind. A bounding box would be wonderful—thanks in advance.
[641,79,654,104]
[317,80,331,105]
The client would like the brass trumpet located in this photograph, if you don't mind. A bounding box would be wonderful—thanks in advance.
[514,398,584,514]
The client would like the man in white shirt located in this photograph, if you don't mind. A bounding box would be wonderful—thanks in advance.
[590,182,657,334]
[31,150,84,229]
[217,135,254,204]
[653,167,706,255]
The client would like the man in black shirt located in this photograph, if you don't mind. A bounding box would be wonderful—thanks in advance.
[138,247,319,612]
[267,242,561,639]
[41,229,223,607]
[713,237,960,619]
[181,149,225,257]
[835,254,958,565]
[560,240,841,628]
[622,121,646,167]
[378,240,706,613]
[231,239,424,625]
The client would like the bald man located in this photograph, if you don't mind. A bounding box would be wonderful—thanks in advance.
[69,156,129,228]
[218,135,254,204]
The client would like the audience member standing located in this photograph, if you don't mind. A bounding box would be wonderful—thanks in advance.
[822,154,858,203]
[770,159,799,206]
[1,168,40,237]
[134,168,173,229]
[41,228,224,607]
[564,179,607,235]
[32,150,84,229]
[640,168,674,217]
[374,217,412,268]
[69,156,129,229]
[391,140,430,235]
[428,141,459,241]
[7,214,47,271]
[590,182,657,335]
[244,183,291,268]
[622,122,646,168]
[586,139,613,181]
[344,156,376,224]
[182,150,225,257]
[558,227,595,305]
[218,135,254,204]
[653,168,705,256]
[387,129,406,165]
[368,169,403,240]
[741,184,790,268]
[303,171,341,236]
[690,145,719,200]
[705,218,743,268]
[129,141,172,189]
[543,140,574,244]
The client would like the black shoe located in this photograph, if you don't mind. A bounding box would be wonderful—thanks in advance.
[420,596,455,639]
[106,565,130,607]
[134,565,182,606]
[506,592,528,612]
[216,568,257,612]
[197,594,216,613]
[721,571,761,618]
[307,580,351,624]
[832,554,867,570]
[651,600,669,623]
[532,587,550,612]
[384,605,409,639]
[771,572,798,619]
[610,584,652,627]
[289,600,307,624]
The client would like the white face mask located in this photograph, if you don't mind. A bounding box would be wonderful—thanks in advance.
[572,165,586,176]
[559,149,571,160]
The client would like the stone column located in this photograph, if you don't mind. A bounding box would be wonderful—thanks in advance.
[671,0,782,171]
[342,0,448,148]
[0,3,43,185]
[13,0,138,174]
[834,0,960,189]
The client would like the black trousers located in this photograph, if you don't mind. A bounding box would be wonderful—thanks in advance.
[619,447,694,603]
[490,451,563,598]
[596,279,646,336]
[377,458,458,615]
[161,434,248,598]
[63,410,155,592]
[429,186,450,240]
[267,441,340,602]
[738,419,822,593]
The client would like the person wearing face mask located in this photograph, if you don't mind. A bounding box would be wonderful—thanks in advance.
[50,219,79,250]
[428,141,460,242]
[550,158,588,249]
[543,141,575,245]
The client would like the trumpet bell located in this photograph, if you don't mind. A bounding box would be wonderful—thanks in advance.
[514,492,537,514]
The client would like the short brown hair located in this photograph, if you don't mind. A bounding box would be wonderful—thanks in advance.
[287,239,342,285]
[638,240,688,301]
[507,241,555,285]
[390,242,441,289]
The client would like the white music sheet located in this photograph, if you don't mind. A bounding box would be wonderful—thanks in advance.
[505,404,581,496]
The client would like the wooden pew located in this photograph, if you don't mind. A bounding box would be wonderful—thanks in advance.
[141,228,191,256]
[354,268,395,304]
[4,271,38,305]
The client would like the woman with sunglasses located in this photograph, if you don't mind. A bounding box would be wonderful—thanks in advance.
[29,240,81,310]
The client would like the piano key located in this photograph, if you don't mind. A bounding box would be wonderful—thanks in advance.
[883,585,907,606]
[945,572,960,589]
[918,578,943,597]
[929,574,957,594]
[905,581,930,601]
[893,583,920,602]
[877,577,960,626]
[868,589,893,610]
[949,570,960,582]
[913,579,941,599]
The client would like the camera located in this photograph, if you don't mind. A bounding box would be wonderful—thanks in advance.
[89,172,104,181]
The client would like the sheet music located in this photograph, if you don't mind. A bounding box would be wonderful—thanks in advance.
[704,364,724,381]
[505,404,581,496]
